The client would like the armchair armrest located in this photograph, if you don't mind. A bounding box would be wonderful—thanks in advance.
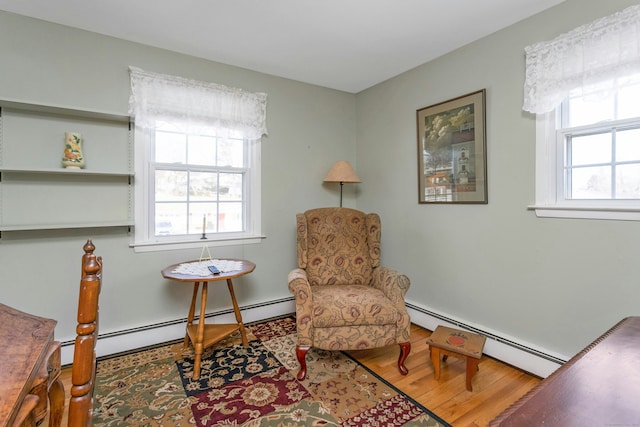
[288,268,314,346]
[371,266,410,306]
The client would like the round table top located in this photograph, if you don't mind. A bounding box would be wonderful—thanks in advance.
[161,258,256,283]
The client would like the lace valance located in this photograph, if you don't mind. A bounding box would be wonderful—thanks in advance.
[523,4,640,114]
[128,66,268,139]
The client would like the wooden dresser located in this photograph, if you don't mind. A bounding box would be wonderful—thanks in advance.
[0,303,63,426]
[489,316,640,426]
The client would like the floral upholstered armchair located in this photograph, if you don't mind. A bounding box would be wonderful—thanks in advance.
[288,207,411,380]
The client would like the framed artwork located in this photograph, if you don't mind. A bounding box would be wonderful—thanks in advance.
[417,89,487,204]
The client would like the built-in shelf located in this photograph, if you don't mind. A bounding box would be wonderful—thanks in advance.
[0,221,133,232]
[0,99,130,124]
[0,167,132,176]
[0,99,134,238]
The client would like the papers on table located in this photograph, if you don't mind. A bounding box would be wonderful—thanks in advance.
[171,259,243,276]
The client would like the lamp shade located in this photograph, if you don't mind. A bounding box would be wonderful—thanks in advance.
[323,161,361,183]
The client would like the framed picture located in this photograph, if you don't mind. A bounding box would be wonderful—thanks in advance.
[417,89,487,204]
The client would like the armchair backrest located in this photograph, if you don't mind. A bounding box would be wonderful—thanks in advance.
[296,207,381,286]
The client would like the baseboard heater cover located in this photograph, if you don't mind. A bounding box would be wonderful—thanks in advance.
[59,297,295,365]
[406,302,566,378]
[60,296,565,377]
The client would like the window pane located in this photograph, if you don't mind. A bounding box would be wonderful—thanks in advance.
[617,73,640,120]
[189,172,217,201]
[567,89,614,127]
[570,166,612,199]
[149,128,250,239]
[219,173,243,201]
[616,128,640,162]
[156,131,186,163]
[155,203,187,235]
[569,133,611,166]
[188,135,216,166]
[219,202,243,232]
[156,170,187,201]
[616,164,640,199]
[218,138,244,167]
[188,204,217,234]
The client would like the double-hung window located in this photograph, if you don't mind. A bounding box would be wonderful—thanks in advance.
[128,67,267,251]
[153,125,249,236]
[561,76,640,201]
[526,4,640,221]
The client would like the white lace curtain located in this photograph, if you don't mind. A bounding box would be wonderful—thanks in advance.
[523,4,640,114]
[128,66,268,139]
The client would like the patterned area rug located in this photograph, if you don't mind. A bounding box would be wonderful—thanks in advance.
[93,316,449,426]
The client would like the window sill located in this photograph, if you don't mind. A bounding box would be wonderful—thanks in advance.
[130,234,266,253]
[528,205,640,221]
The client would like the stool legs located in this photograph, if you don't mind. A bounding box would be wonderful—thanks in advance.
[429,345,480,391]
[466,357,480,392]
[430,347,442,380]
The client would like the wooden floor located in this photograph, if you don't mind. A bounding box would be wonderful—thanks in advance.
[49,323,539,427]
[345,324,541,426]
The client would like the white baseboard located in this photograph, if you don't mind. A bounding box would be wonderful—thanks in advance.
[60,297,296,365]
[62,296,566,378]
[406,300,567,378]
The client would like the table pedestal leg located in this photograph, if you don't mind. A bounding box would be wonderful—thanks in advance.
[184,282,200,348]
[227,278,248,347]
[183,278,249,380]
[193,283,208,380]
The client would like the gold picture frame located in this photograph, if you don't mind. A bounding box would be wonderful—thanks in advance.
[417,89,487,204]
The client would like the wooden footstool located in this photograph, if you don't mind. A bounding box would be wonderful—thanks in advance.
[427,325,486,391]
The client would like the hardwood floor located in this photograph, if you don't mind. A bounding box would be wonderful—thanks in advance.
[345,324,541,427]
[49,323,539,427]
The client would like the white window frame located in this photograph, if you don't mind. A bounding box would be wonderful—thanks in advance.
[127,67,267,252]
[530,111,640,221]
[131,126,263,253]
[524,5,640,221]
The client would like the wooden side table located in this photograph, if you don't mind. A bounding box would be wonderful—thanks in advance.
[161,258,256,380]
[427,325,486,391]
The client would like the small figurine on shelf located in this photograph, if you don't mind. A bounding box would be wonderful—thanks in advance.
[62,132,85,169]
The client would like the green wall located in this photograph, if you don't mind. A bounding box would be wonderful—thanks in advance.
[1,0,639,363]
[0,10,356,342]
[356,0,640,359]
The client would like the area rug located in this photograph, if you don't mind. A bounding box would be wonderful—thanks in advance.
[92,316,449,426]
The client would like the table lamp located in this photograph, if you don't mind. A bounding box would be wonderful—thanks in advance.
[323,160,361,207]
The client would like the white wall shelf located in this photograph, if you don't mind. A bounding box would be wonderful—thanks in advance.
[0,99,134,236]
[0,167,132,176]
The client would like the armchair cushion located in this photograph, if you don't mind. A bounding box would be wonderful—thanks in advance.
[311,284,401,328]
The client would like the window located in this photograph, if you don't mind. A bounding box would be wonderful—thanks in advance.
[152,125,250,237]
[525,4,640,221]
[561,75,640,200]
[128,67,267,250]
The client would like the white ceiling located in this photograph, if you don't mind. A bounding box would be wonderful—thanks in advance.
[0,0,565,93]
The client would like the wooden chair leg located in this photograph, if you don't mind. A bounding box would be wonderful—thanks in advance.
[296,345,310,380]
[398,341,411,375]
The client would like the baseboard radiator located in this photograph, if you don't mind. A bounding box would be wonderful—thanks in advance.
[406,301,566,378]
[59,297,296,366]
[60,296,566,377]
